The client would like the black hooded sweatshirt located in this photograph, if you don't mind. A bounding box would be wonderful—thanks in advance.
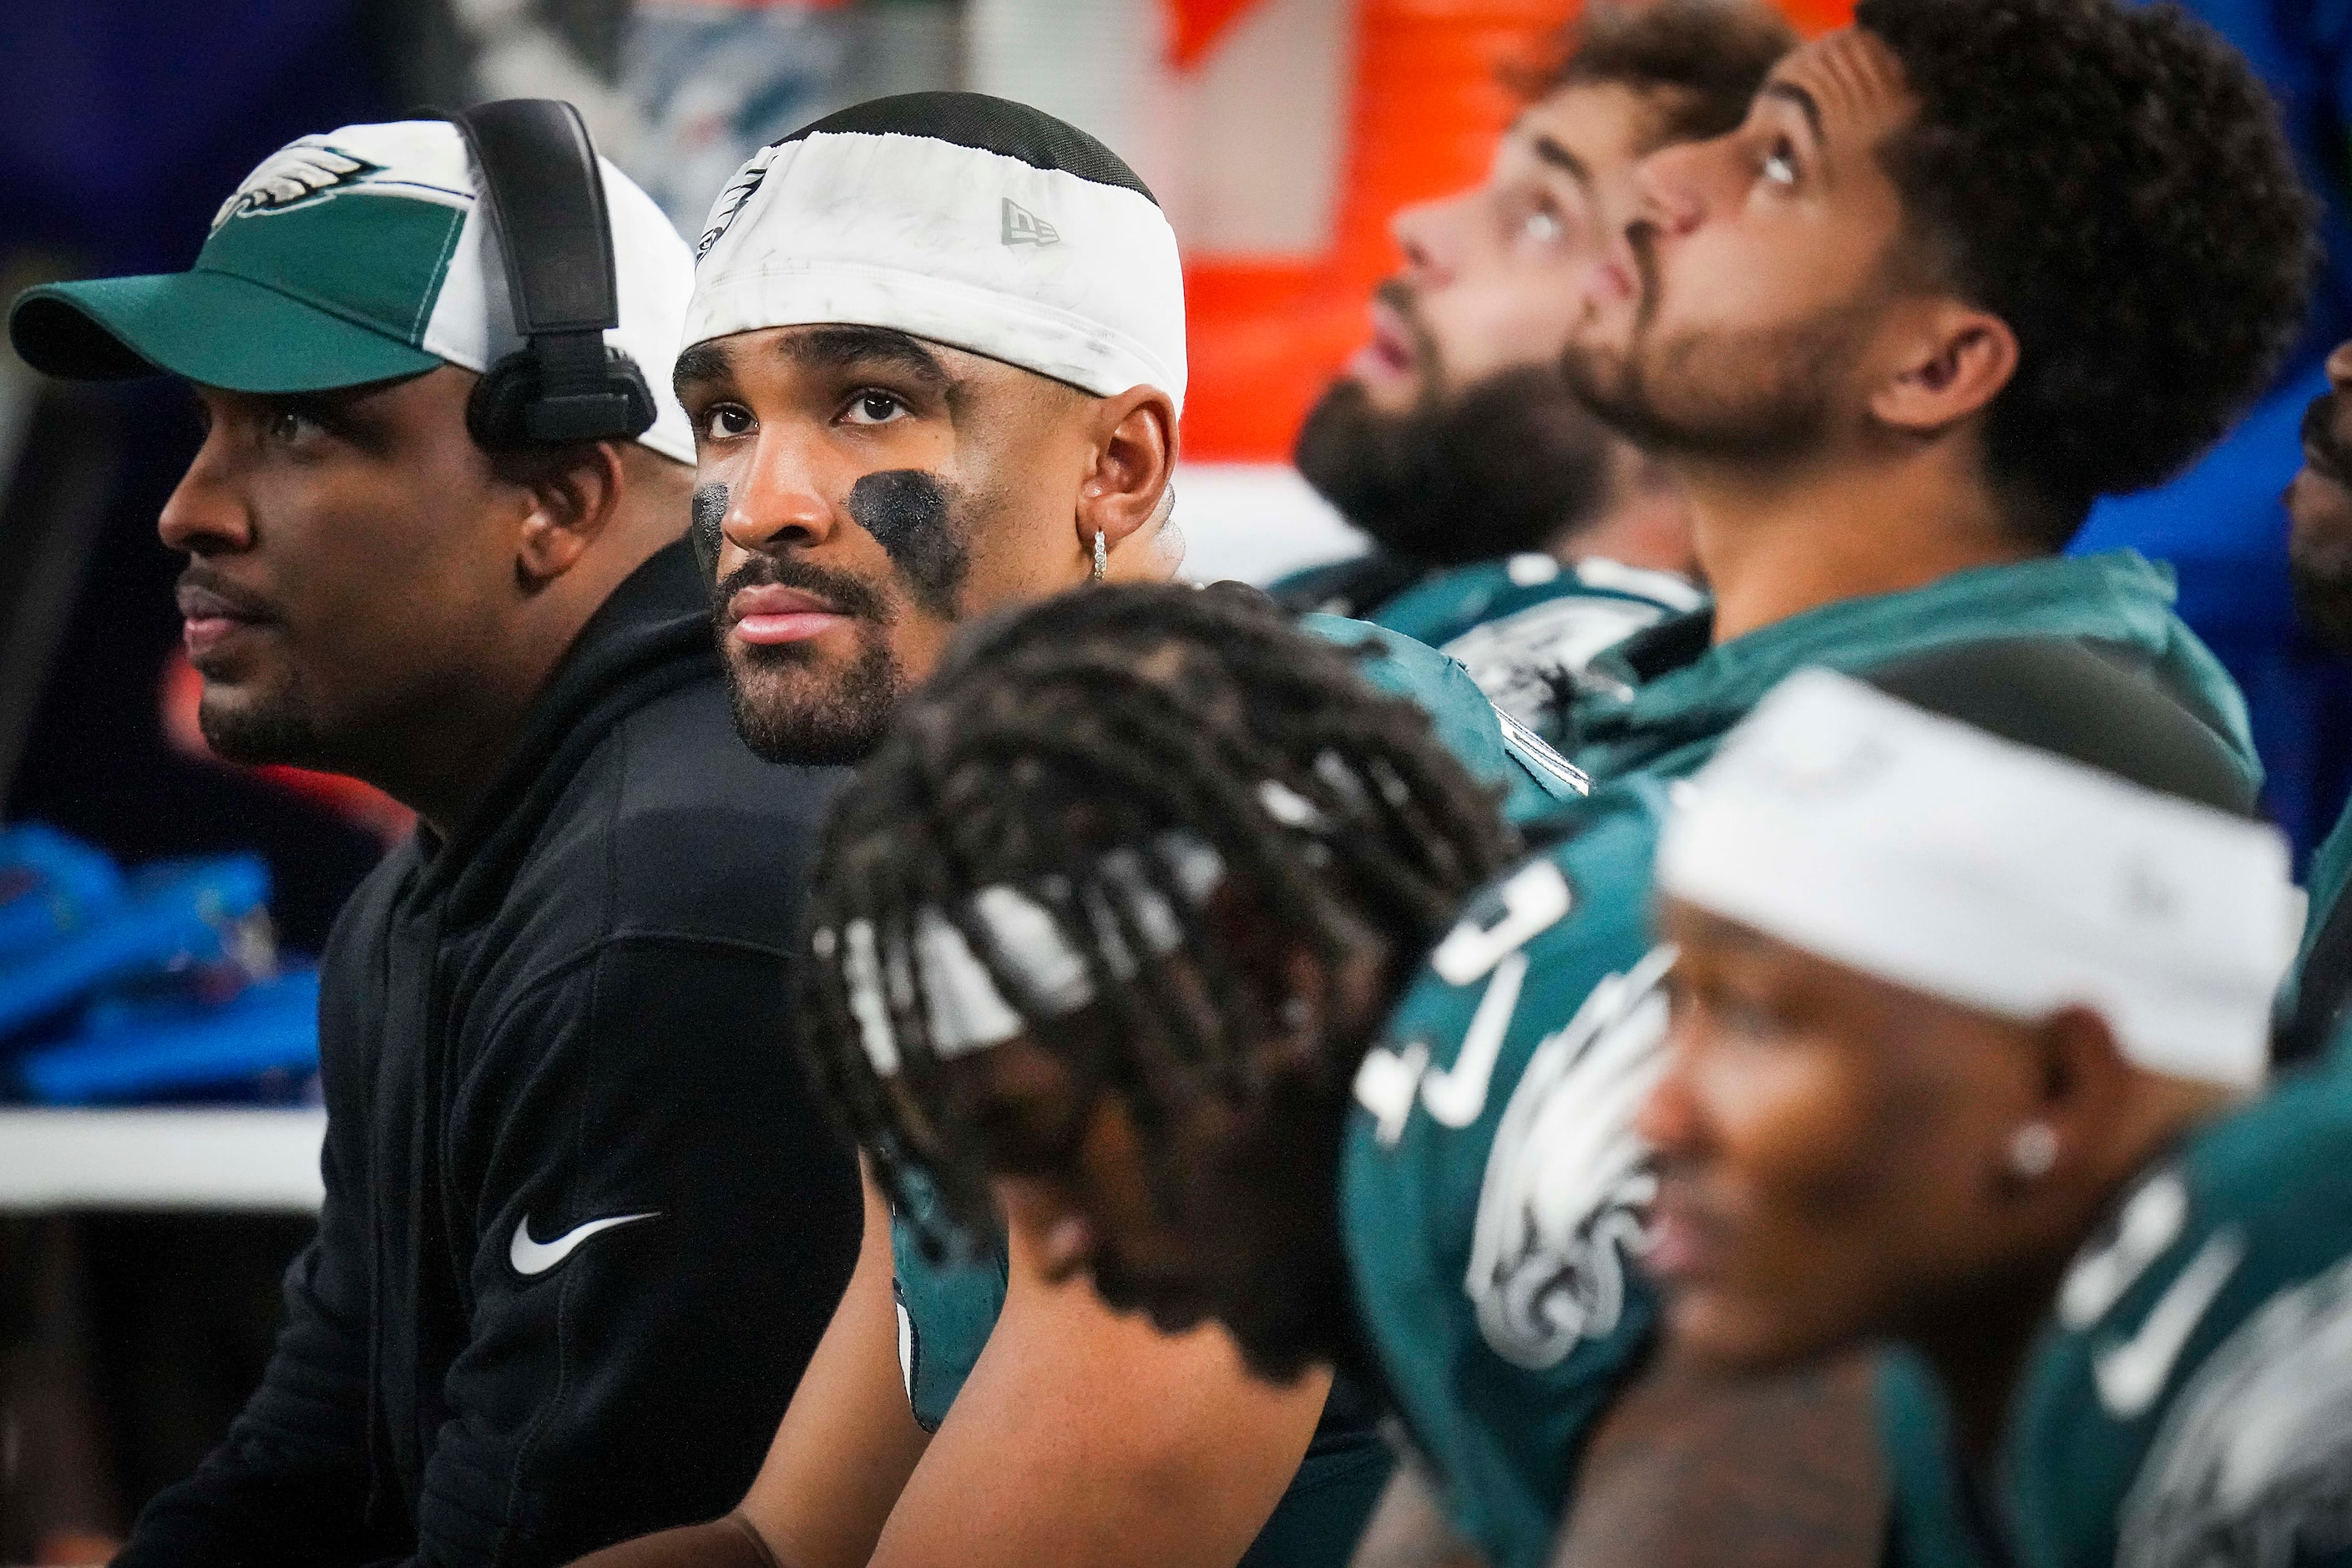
[116,539,863,1567]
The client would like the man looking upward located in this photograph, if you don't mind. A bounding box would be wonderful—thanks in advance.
[6,114,862,1565]
[1276,0,1792,736]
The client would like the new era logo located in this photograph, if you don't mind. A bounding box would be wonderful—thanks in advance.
[1002,198,1060,247]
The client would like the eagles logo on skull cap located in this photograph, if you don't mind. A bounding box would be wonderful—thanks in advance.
[8,119,698,463]
[685,92,1187,414]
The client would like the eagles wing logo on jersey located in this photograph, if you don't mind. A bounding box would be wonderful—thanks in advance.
[2118,1251,2352,1568]
[212,145,384,231]
[1465,943,1675,1370]
[1442,597,1669,728]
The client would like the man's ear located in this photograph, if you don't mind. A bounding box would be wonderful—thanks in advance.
[2015,1005,2137,1193]
[1074,386,1178,559]
[513,441,625,586]
[1867,301,2019,438]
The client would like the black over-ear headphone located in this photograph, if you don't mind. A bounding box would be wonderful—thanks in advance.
[448,99,657,451]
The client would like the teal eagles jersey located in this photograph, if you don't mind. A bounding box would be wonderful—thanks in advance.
[1345,783,1671,1568]
[1337,551,2260,1568]
[1272,553,1702,742]
[1878,1352,1994,1568]
[1883,1061,2352,1568]
[882,615,1580,1568]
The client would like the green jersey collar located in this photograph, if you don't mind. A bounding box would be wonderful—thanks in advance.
[1571,551,2254,789]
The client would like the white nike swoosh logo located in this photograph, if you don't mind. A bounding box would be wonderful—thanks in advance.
[509,1211,659,1277]
[2094,1227,2246,1419]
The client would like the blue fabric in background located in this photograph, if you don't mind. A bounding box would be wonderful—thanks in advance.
[0,0,386,270]
[2084,0,2352,868]
[0,823,320,1105]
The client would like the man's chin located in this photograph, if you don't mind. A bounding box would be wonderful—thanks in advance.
[1349,368,1422,419]
[723,641,902,766]
[1094,1268,1329,1377]
[1558,341,1645,431]
[1206,1273,1347,1386]
[195,685,327,771]
[1230,1327,1334,1388]
[1665,1288,1844,1378]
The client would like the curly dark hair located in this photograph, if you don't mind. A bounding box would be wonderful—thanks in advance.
[1520,0,1797,144]
[1856,0,2315,539]
[798,582,1517,1252]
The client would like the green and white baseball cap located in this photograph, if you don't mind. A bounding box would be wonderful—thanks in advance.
[9,119,696,463]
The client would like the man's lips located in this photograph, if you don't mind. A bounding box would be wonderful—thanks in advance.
[1345,299,1419,387]
[1642,1181,1728,1289]
[176,579,274,662]
[726,582,851,646]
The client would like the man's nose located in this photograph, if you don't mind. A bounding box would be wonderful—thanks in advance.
[722,433,840,555]
[1631,139,1712,240]
[1390,191,1466,285]
[156,424,255,557]
[1635,1035,1707,1160]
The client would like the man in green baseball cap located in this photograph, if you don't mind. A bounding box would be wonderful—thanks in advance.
[9,114,863,1567]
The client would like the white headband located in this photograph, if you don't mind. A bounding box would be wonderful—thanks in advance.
[686,129,1187,412]
[1658,670,2298,1089]
[817,830,1227,1078]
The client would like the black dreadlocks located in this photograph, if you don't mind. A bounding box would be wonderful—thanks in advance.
[801,581,1518,1252]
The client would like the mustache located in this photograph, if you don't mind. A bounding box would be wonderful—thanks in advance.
[713,551,892,628]
[1373,276,1445,388]
[175,563,276,621]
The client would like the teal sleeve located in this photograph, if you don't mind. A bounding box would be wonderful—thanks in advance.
[887,1176,1009,1434]
[2280,797,2352,1035]
[1239,1429,1397,1568]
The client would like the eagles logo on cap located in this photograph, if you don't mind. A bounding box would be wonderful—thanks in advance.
[8,118,701,464]
[211,145,389,230]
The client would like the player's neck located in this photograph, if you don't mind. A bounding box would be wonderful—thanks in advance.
[1906,1259,2072,1469]
[1909,1083,2239,1468]
[1678,445,2036,645]
[1549,448,1697,579]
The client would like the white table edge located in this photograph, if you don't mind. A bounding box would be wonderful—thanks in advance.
[0,1107,326,1211]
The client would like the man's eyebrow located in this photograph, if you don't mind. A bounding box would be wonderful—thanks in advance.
[1763,80,1827,148]
[776,325,951,391]
[1528,134,1594,192]
[672,340,731,395]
